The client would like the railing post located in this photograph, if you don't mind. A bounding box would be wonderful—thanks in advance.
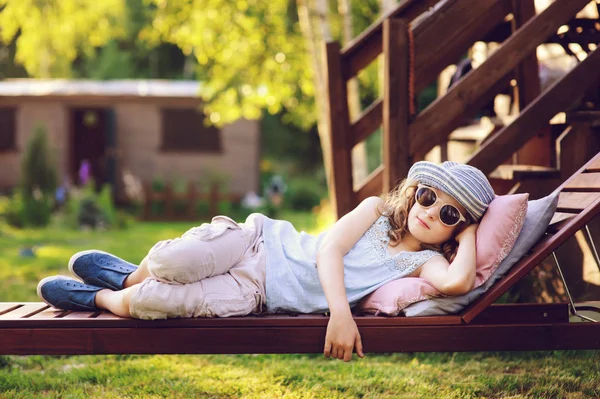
[512,0,551,167]
[383,18,411,194]
[324,41,354,219]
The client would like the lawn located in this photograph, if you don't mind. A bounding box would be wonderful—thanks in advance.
[0,213,599,398]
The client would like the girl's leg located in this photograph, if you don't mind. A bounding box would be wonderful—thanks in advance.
[141,223,248,285]
[95,285,140,317]
[123,256,151,288]
[126,272,263,319]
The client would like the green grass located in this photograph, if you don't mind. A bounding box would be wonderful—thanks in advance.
[1,215,599,398]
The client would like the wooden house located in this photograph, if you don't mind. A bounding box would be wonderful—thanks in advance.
[0,80,261,200]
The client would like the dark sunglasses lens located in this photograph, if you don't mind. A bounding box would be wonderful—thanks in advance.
[416,187,436,207]
[440,205,461,226]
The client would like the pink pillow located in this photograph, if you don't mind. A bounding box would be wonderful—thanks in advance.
[474,193,528,287]
[357,277,440,316]
[356,193,529,316]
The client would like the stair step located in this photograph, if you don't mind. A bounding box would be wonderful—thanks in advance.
[448,119,504,143]
[489,165,561,180]
[565,110,600,127]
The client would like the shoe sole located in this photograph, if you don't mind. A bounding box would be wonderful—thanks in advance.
[37,275,71,308]
[68,249,113,279]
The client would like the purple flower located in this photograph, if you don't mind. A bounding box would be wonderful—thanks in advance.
[79,160,91,185]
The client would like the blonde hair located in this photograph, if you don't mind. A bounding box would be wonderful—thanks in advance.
[377,179,473,262]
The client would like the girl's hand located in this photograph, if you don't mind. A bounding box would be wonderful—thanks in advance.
[323,312,364,362]
[455,223,478,243]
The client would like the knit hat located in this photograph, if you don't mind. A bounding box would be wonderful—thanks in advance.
[407,161,495,221]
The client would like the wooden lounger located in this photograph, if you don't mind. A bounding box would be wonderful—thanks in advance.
[2,154,600,356]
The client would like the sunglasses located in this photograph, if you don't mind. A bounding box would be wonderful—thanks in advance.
[414,185,467,227]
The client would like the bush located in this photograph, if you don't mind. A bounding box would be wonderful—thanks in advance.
[285,177,325,211]
[4,192,53,228]
[65,183,119,229]
[8,124,58,228]
[21,124,57,199]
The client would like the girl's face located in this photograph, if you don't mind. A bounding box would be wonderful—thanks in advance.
[407,186,467,245]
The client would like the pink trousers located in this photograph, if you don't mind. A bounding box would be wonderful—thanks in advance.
[129,215,266,320]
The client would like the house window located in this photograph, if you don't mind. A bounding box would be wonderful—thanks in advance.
[161,108,222,153]
[0,108,16,151]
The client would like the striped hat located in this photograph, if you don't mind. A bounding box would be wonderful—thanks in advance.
[407,161,495,221]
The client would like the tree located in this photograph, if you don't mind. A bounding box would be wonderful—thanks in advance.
[0,0,125,77]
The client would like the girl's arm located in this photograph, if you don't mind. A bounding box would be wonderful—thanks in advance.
[418,224,478,296]
[316,196,383,362]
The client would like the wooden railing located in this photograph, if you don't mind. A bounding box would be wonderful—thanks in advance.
[409,0,592,158]
[325,0,596,218]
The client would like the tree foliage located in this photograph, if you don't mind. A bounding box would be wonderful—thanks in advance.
[142,0,315,128]
[0,0,126,77]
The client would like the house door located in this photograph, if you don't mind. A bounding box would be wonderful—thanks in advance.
[71,108,108,187]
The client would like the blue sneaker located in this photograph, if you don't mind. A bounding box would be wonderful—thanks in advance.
[68,250,138,290]
[37,276,103,311]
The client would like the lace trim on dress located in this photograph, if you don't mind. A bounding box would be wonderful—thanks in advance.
[364,216,441,273]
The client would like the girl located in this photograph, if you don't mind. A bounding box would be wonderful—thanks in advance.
[38,161,495,361]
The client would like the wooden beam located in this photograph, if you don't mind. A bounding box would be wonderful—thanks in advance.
[413,0,512,93]
[468,47,600,174]
[5,303,600,356]
[409,0,592,158]
[350,99,382,147]
[383,18,411,193]
[354,165,384,203]
[6,315,600,355]
[340,0,439,81]
[324,42,354,219]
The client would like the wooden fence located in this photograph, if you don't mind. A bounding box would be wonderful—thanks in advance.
[141,182,241,221]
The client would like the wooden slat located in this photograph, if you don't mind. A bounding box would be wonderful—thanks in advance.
[413,0,512,93]
[341,0,439,80]
[62,311,99,319]
[555,153,600,192]
[28,308,69,319]
[469,47,600,174]
[0,303,21,316]
[563,173,600,192]
[354,166,384,203]
[383,18,411,193]
[3,322,600,355]
[95,311,126,319]
[587,156,600,172]
[409,0,592,158]
[461,195,600,323]
[549,212,576,227]
[350,99,382,147]
[0,303,463,328]
[324,41,353,219]
[557,192,600,213]
[0,303,49,319]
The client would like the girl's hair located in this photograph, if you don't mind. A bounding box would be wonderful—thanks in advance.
[377,179,473,262]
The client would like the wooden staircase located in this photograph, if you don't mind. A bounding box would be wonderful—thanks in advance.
[324,0,600,219]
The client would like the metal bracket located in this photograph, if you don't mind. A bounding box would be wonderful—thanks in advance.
[552,230,600,322]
